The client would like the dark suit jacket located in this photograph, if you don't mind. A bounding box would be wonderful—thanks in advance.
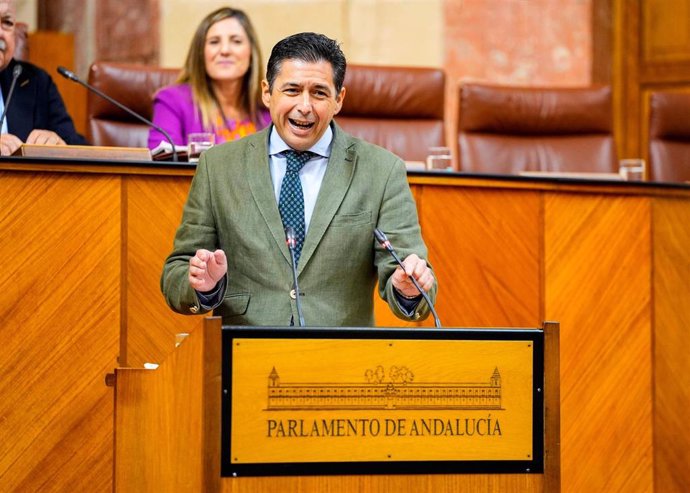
[0,59,86,144]
[161,122,437,327]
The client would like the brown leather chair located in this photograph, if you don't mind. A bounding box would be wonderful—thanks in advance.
[86,62,446,156]
[337,64,446,162]
[87,61,178,147]
[457,83,616,174]
[648,90,690,182]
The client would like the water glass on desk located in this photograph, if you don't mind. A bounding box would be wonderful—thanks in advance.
[187,132,215,163]
[426,146,453,171]
[619,158,645,181]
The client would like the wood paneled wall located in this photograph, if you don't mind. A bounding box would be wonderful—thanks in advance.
[27,31,88,136]
[599,0,690,161]
[1,162,689,491]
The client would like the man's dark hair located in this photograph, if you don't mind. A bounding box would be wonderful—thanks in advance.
[266,32,347,93]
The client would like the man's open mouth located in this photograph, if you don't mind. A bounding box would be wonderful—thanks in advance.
[289,118,315,130]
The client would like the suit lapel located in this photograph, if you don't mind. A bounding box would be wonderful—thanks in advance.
[245,130,292,264]
[298,124,356,272]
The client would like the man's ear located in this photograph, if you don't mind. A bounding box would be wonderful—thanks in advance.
[261,79,271,108]
[333,87,346,115]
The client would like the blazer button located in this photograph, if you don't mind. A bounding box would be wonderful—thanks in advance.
[190,305,199,314]
[289,289,297,300]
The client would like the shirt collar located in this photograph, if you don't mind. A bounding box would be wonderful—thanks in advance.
[268,124,333,159]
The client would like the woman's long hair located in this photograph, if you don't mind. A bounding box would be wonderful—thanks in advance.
[177,7,263,130]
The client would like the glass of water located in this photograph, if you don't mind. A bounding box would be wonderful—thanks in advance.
[425,146,453,171]
[187,132,215,163]
[619,158,645,181]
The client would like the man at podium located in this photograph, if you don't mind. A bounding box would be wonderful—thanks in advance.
[161,32,437,327]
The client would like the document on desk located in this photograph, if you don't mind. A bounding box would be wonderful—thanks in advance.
[519,170,624,180]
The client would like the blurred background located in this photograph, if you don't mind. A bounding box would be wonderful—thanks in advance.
[18,0,597,151]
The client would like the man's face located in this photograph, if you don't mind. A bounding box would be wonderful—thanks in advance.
[262,59,345,151]
[0,0,15,71]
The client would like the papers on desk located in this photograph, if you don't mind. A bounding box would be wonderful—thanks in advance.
[519,170,624,181]
[151,141,188,161]
[405,161,426,171]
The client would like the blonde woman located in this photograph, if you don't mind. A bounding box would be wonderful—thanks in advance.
[148,7,270,149]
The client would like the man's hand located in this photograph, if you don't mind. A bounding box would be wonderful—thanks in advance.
[391,254,434,298]
[0,133,23,156]
[26,129,66,146]
[188,249,227,292]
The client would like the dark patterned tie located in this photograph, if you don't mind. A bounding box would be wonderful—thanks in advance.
[279,150,313,264]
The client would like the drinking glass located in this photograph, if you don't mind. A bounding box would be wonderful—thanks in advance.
[425,146,453,171]
[187,132,215,163]
[619,158,645,181]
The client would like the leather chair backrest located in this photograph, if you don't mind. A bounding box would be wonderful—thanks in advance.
[648,90,690,182]
[458,83,616,174]
[87,61,178,147]
[337,64,445,162]
[86,61,446,156]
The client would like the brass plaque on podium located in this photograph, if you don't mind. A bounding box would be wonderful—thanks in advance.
[221,327,544,476]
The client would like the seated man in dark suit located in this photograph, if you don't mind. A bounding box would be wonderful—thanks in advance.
[0,0,86,156]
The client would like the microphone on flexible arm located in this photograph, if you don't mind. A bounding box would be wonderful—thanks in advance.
[0,64,23,138]
[374,228,441,328]
[285,226,306,327]
[56,66,178,162]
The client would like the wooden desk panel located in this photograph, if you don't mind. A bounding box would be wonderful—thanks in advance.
[2,160,689,492]
[0,171,119,492]
[420,186,542,328]
[222,474,543,493]
[653,197,690,493]
[125,175,204,368]
[545,193,653,492]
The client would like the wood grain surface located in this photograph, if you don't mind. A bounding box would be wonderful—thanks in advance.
[0,171,118,492]
[115,318,549,493]
[652,197,690,493]
[2,160,689,491]
[545,192,653,492]
[124,176,204,367]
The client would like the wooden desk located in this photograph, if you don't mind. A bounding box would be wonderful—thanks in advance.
[1,158,688,492]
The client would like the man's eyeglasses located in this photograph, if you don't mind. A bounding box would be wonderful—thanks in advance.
[1,18,15,32]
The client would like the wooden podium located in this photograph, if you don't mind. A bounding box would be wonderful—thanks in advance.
[113,319,560,492]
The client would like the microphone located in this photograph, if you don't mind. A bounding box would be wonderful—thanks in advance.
[0,64,23,136]
[56,66,178,162]
[285,226,306,327]
[374,228,441,328]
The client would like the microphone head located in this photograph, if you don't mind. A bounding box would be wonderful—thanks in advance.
[374,228,394,251]
[57,66,77,81]
[12,64,22,78]
[285,226,297,249]
[373,228,388,244]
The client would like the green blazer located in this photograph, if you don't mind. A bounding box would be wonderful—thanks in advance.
[161,122,437,327]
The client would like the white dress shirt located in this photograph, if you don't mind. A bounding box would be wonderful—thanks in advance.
[268,124,333,233]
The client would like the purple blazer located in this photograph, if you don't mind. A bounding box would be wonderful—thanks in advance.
[147,83,271,149]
